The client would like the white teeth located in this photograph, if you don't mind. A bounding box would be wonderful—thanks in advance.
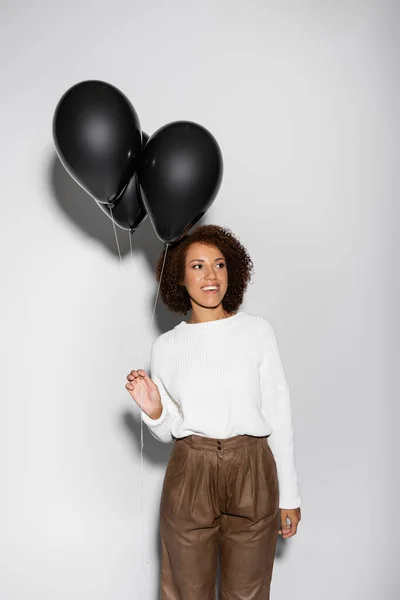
[202,286,218,290]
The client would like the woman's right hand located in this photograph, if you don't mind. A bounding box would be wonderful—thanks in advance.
[125,369,163,419]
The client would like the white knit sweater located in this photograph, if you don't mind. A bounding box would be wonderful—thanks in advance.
[141,310,302,509]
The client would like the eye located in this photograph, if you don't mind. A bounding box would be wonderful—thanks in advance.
[191,262,225,269]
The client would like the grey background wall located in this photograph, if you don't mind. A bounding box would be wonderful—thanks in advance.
[1,0,398,598]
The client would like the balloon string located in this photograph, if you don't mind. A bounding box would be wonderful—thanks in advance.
[128,232,169,597]
[105,206,170,594]
[108,205,124,268]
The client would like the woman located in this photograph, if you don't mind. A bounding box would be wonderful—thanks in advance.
[125,224,302,599]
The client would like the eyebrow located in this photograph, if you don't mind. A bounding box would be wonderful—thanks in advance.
[189,258,225,263]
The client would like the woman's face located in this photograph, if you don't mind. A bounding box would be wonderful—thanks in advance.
[181,242,228,309]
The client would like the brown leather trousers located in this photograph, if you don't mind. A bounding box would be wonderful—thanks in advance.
[159,434,280,599]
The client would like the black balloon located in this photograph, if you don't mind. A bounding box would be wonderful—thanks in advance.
[141,131,149,149]
[96,133,148,232]
[137,121,223,244]
[53,80,142,204]
[97,174,147,232]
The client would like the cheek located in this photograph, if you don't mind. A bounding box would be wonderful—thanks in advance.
[185,271,200,286]
[220,270,228,285]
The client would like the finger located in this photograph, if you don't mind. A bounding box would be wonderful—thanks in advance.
[283,522,298,538]
[125,378,145,394]
[283,513,300,537]
[127,370,145,384]
[137,369,149,378]
[129,370,142,378]
[138,370,158,390]
[125,376,143,390]
[126,374,138,386]
[128,369,146,381]
[280,513,290,536]
[127,374,141,383]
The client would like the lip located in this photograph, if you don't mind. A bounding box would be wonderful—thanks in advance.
[201,286,220,293]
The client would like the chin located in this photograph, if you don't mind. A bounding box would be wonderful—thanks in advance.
[190,295,224,309]
[201,298,224,308]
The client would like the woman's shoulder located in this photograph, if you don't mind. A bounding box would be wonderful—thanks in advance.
[242,311,276,332]
[152,323,181,352]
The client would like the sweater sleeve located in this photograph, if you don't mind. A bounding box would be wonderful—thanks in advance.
[140,337,181,444]
[260,321,302,509]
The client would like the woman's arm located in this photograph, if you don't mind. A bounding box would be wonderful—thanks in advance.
[140,337,181,443]
[259,320,302,509]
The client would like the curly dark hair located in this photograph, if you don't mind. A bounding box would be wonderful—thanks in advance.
[155,224,255,315]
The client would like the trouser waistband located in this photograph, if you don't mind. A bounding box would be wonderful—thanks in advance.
[175,433,268,452]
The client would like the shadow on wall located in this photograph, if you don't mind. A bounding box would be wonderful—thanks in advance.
[49,150,190,590]
[48,151,183,334]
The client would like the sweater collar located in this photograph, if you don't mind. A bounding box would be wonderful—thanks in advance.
[176,310,246,332]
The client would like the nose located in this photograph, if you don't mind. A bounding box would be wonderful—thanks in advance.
[205,269,218,281]
[202,263,220,282]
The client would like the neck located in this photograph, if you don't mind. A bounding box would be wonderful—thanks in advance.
[187,306,233,324]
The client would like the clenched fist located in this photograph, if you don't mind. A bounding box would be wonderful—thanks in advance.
[125,369,163,419]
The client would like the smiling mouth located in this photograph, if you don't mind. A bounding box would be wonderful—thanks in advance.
[201,286,220,293]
